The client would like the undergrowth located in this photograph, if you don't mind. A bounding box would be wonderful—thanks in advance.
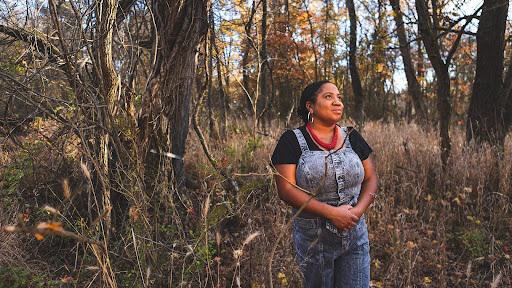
[0,119,510,287]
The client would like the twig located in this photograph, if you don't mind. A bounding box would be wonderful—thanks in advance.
[192,78,239,192]
[132,228,147,288]
[2,223,104,249]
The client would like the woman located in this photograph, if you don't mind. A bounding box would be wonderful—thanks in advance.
[272,80,378,287]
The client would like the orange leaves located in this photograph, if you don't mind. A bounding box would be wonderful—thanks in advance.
[33,221,64,240]
[406,240,417,250]
[295,11,310,23]
[37,221,64,232]
[375,63,385,73]
[3,217,104,247]
[4,220,63,241]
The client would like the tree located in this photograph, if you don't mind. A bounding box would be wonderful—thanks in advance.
[415,0,480,167]
[346,0,364,123]
[140,0,208,183]
[389,0,427,123]
[304,0,320,81]
[242,0,258,111]
[466,0,510,147]
[259,0,273,131]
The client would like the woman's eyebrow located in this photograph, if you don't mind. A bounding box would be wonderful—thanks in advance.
[322,92,342,97]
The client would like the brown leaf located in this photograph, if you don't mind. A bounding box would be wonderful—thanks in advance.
[62,178,71,199]
[34,233,44,240]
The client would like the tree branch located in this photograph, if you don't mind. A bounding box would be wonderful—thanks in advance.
[0,24,62,62]
[445,5,482,65]
[116,0,137,26]
[437,27,477,37]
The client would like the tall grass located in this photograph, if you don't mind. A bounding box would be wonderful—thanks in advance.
[1,119,510,287]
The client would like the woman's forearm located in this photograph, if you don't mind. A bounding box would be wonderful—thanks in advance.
[276,175,337,219]
[351,157,378,218]
[351,174,377,218]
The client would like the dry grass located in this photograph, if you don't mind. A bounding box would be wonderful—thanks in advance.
[362,122,511,287]
[1,119,511,287]
[0,204,26,268]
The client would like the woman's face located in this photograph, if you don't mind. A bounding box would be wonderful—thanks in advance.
[307,82,344,125]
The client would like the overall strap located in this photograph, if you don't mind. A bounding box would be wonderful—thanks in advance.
[293,129,310,153]
[339,126,352,149]
[332,126,353,203]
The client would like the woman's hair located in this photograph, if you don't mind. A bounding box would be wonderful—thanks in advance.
[297,80,331,123]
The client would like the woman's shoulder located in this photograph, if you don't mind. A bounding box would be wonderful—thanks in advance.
[275,127,301,147]
[272,127,304,165]
[278,126,306,139]
[344,126,373,160]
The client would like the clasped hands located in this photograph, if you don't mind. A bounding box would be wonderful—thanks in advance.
[326,204,362,231]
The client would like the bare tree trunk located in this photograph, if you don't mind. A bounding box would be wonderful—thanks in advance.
[322,0,333,79]
[207,7,228,138]
[260,0,269,100]
[346,0,364,124]
[95,0,120,242]
[416,0,451,166]
[502,47,512,136]
[466,0,509,147]
[389,0,427,123]
[242,0,257,111]
[416,0,481,167]
[259,0,270,131]
[140,0,208,184]
[90,0,121,285]
[367,0,387,120]
[304,1,319,81]
[213,45,228,139]
[285,0,307,80]
[206,22,218,139]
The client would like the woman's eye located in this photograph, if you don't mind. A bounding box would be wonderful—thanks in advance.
[325,95,332,99]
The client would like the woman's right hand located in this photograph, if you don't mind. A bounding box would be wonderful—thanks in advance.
[326,204,359,230]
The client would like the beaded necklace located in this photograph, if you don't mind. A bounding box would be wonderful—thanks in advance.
[306,122,338,150]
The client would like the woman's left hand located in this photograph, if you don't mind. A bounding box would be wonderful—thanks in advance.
[349,206,364,220]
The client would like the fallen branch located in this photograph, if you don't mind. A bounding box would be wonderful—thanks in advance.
[2,221,105,249]
[0,24,62,63]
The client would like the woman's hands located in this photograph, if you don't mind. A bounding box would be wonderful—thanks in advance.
[326,204,360,230]
[274,159,377,232]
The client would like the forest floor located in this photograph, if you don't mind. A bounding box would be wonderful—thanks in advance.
[0,119,511,287]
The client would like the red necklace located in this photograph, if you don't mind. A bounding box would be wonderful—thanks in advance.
[306,123,338,150]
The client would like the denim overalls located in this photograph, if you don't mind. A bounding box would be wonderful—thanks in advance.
[292,127,370,288]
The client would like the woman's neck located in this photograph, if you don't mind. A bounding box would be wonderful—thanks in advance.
[309,121,336,135]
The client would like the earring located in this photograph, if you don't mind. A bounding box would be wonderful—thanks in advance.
[308,112,314,123]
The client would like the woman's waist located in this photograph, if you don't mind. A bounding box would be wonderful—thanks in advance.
[292,197,358,219]
[296,183,361,201]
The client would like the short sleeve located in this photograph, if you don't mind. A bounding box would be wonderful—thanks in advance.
[348,128,373,161]
[271,130,302,165]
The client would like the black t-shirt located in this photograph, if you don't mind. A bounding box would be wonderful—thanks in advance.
[271,126,373,165]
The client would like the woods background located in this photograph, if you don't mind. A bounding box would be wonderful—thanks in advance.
[0,0,511,287]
